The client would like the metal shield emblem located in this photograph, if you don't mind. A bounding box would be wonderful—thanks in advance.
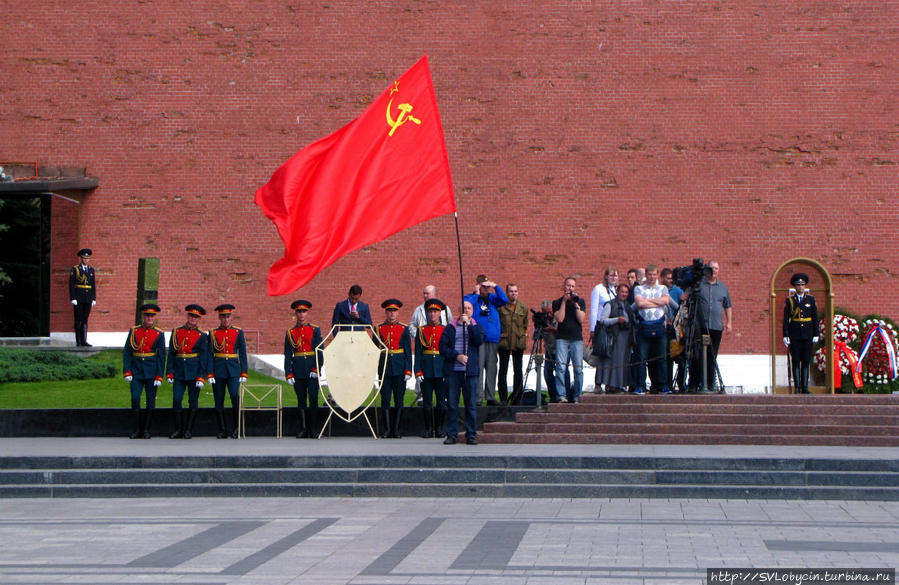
[317,326,385,423]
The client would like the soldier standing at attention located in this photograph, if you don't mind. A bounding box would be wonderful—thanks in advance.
[209,304,248,439]
[375,299,412,438]
[123,303,166,439]
[783,273,819,394]
[69,248,96,347]
[166,304,210,439]
[284,300,323,438]
[414,298,448,438]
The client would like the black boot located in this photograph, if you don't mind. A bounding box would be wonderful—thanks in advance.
[215,410,227,439]
[434,409,446,438]
[792,365,802,394]
[184,410,197,439]
[379,407,392,439]
[296,407,307,439]
[304,408,316,439]
[141,408,153,439]
[169,410,185,439]
[230,404,240,439]
[801,364,810,394]
[129,409,141,439]
[392,407,403,439]
[421,407,433,438]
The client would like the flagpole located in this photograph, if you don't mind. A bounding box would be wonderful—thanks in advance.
[453,212,465,302]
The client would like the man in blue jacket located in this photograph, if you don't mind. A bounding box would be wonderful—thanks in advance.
[463,274,507,405]
[439,300,485,445]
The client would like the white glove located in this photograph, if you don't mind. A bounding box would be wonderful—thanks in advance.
[153,380,161,387]
[782,337,790,348]
[91,300,96,306]
[71,300,77,306]
[416,375,424,383]
[404,374,412,382]
[124,375,133,382]
[166,378,174,384]
[195,380,204,388]
[239,376,247,383]
[309,372,318,379]
[812,336,819,344]
[287,378,295,385]
[208,377,216,385]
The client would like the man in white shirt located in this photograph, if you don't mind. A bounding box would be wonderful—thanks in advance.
[633,265,671,394]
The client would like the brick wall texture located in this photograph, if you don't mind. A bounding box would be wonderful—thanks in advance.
[3,1,897,353]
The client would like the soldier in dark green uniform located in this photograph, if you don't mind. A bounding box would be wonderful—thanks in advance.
[209,304,248,439]
[413,298,447,438]
[284,300,323,438]
[782,273,819,394]
[165,304,210,439]
[375,299,412,438]
[123,303,166,439]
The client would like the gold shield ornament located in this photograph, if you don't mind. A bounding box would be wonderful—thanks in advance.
[317,325,386,435]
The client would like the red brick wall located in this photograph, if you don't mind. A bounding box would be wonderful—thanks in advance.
[3,1,897,352]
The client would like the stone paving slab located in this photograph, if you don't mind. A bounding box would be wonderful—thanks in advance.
[0,497,896,584]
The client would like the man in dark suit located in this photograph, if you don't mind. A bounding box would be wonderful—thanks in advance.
[782,273,819,394]
[331,284,373,332]
[69,248,96,346]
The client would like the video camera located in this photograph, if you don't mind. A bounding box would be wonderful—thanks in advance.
[530,308,551,329]
[671,258,713,290]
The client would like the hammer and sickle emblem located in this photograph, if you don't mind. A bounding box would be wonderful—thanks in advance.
[386,97,421,137]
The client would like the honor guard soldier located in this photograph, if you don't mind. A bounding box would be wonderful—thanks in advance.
[284,300,323,438]
[209,304,248,438]
[414,298,448,438]
[122,303,166,439]
[783,273,819,394]
[375,299,412,438]
[69,248,97,346]
[166,304,210,439]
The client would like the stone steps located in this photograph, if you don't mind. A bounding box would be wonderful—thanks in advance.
[479,394,899,446]
[1,454,897,499]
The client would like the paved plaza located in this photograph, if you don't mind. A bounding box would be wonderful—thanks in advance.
[0,495,897,584]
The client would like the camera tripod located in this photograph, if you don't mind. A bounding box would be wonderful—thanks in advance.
[517,329,550,407]
[676,288,725,393]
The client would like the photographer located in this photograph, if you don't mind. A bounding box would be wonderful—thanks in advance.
[463,274,508,405]
[552,276,586,403]
[533,300,569,403]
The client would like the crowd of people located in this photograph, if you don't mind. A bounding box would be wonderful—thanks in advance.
[112,243,735,443]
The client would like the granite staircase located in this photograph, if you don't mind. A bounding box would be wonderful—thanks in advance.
[1,452,897,500]
[479,394,899,446]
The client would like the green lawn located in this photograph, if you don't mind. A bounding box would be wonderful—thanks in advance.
[0,349,418,409]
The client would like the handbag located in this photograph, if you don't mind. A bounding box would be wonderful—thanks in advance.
[591,321,614,359]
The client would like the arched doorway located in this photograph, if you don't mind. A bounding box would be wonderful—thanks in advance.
[769,258,835,393]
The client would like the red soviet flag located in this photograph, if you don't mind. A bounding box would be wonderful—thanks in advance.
[255,55,456,296]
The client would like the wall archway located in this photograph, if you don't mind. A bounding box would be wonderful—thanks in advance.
[769,258,835,393]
